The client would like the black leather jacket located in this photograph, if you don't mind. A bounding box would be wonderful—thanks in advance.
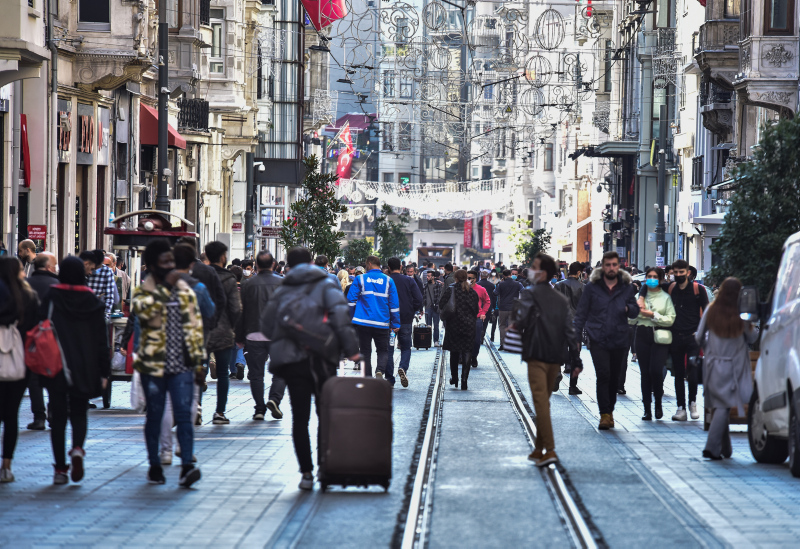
[554,277,584,312]
[262,264,359,371]
[513,282,581,365]
[235,270,283,342]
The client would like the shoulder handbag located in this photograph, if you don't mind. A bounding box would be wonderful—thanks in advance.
[25,301,70,380]
[0,322,25,382]
[440,284,457,320]
[647,296,673,345]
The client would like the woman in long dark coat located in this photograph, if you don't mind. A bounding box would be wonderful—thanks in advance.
[39,256,110,485]
[440,269,479,390]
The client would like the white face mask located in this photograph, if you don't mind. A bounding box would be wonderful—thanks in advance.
[528,269,543,283]
[468,279,475,285]
[244,269,252,276]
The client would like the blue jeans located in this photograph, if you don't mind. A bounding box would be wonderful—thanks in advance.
[214,347,235,414]
[234,347,246,374]
[387,323,413,385]
[473,318,484,358]
[425,310,440,343]
[142,371,195,468]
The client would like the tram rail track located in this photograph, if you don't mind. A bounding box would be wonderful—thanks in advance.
[398,341,603,549]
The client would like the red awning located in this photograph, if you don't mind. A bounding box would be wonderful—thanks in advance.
[139,103,186,149]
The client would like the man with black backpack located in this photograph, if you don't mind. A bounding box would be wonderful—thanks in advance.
[512,253,582,467]
[261,247,360,491]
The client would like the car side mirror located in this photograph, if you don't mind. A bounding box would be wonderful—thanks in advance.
[739,286,759,322]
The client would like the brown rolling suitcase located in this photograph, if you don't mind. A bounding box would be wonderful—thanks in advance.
[318,362,393,492]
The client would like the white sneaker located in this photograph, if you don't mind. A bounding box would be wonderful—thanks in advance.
[672,407,688,421]
[0,468,14,483]
[375,371,384,380]
[689,402,699,420]
[299,473,314,491]
[160,451,173,465]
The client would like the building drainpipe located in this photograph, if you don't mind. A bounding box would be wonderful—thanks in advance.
[47,0,59,253]
[8,81,22,254]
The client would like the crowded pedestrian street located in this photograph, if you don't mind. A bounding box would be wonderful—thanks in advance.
[2,339,798,548]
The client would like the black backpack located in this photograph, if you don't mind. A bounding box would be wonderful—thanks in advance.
[277,280,338,359]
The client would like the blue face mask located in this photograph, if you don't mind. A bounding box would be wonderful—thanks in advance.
[511,275,517,280]
[551,278,557,284]
[645,278,659,288]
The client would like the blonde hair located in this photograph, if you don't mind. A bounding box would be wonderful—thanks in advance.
[337,269,349,291]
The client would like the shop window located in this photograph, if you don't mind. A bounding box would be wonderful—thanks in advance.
[544,144,553,171]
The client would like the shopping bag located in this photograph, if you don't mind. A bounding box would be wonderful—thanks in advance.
[130,370,146,413]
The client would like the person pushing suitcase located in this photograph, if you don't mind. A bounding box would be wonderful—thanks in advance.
[261,247,360,491]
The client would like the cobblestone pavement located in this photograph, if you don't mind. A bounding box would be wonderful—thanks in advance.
[501,347,800,549]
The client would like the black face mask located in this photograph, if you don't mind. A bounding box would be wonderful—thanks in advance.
[674,275,687,284]
[153,266,173,282]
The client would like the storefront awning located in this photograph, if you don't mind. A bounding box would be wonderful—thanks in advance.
[139,103,186,149]
[692,213,726,225]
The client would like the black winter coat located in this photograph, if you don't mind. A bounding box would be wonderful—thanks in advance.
[573,269,640,350]
[477,279,497,310]
[554,277,584,312]
[27,270,59,301]
[513,283,580,365]
[207,265,241,352]
[439,284,479,353]
[235,270,283,342]
[494,278,524,311]
[262,264,359,372]
[39,286,110,398]
[190,260,226,332]
[390,272,423,324]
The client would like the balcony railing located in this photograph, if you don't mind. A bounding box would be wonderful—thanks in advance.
[177,98,210,132]
[697,20,739,52]
[700,82,733,107]
[200,0,210,26]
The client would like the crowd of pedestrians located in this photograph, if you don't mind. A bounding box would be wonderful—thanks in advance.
[0,237,755,488]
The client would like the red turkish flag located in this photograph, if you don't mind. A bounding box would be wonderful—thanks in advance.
[301,0,348,31]
[336,122,354,181]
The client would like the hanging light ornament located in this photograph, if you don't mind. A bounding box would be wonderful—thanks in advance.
[535,9,565,51]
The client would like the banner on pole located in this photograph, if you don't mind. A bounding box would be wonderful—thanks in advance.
[464,219,473,248]
[482,214,491,249]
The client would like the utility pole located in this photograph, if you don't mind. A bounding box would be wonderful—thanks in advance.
[655,104,667,265]
[456,5,469,189]
[155,0,170,212]
[245,152,255,257]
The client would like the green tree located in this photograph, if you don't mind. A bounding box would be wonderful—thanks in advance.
[509,218,550,265]
[279,155,347,259]
[374,204,410,262]
[343,238,373,266]
[708,116,800,297]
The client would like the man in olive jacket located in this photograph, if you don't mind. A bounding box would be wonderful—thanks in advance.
[205,241,241,425]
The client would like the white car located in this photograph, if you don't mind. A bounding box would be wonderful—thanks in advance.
[748,230,800,477]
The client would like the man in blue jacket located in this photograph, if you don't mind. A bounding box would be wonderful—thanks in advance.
[347,255,401,378]
[387,257,423,387]
[574,251,640,430]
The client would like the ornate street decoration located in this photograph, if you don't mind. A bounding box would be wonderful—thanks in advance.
[762,44,794,67]
[312,89,338,125]
[592,102,610,134]
[534,9,566,51]
[754,91,793,104]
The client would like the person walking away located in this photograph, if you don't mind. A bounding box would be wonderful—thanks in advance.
[131,240,205,487]
[477,270,497,342]
[387,257,423,387]
[314,255,340,285]
[80,250,116,318]
[205,241,241,424]
[175,237,226,422]
[424,270,443,346]
[17,239,36,278]
[261,247,360,490]
[512,253,582,466]
[0,258,40,483]
[157,244,216,462]
[467,269,491,367]
[337,269,351,295]
[574,251,640,430]
[38,257,110,485]
[634,268,676,420]
[697,277,756,459]
[235,251,286,420]
[347,256,400,379]
[555,262,585,395]
[667,260,709,420]
[495,269,523,350]
[439,270,479,389]
[25,253,59,430]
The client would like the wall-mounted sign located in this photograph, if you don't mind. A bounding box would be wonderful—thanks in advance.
[232,222,243,233]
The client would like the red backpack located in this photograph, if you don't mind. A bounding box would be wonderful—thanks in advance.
[25,302,69,380]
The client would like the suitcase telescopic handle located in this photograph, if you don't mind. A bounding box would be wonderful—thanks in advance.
[359,359,367,378]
